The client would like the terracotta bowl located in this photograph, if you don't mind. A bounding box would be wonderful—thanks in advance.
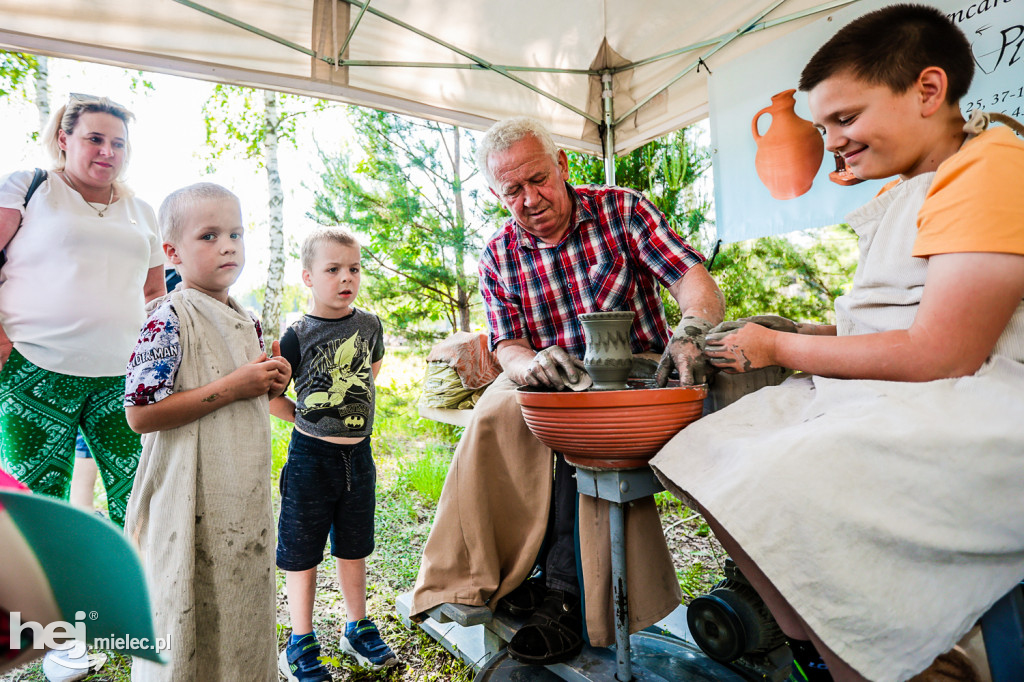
[516,381,707,469]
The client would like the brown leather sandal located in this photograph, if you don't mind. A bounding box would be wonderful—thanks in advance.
[507,589,584,665]
[498,577,547,617]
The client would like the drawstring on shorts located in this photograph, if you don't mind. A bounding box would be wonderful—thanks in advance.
[342,448,353,492]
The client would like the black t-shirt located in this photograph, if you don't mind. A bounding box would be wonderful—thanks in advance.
[280,309,385,437]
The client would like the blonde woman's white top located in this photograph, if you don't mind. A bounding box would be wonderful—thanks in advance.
[0,169,163,377]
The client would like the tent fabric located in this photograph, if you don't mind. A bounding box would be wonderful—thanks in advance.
[0,0,856,154]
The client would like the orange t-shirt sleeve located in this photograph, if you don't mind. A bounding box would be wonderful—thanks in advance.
[914,126,1024,258]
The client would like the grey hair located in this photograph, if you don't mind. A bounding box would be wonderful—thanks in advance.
[477,116,560,188]
[42,96,136,196]
[301,226,360,271]
[159,182,240,244]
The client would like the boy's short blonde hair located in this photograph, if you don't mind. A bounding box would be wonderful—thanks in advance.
[159,182,240,244]
[301,227,360,271]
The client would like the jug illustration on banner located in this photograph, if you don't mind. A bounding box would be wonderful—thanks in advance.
[751,89,824,200]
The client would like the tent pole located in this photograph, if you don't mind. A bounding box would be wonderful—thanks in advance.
[602,72,616,186]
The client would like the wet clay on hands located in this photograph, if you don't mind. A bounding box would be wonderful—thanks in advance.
[655,316,714,386]
[705,320,781,373]
[525,345,591,391]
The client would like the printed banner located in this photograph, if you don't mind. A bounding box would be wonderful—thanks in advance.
[710,0,1024,243]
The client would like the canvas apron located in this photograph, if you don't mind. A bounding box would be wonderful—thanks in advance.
[650,174,1024,682]
[124,289,277,682]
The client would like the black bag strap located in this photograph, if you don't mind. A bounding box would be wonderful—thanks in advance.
[0,168,48,271]
[24,168,47,207]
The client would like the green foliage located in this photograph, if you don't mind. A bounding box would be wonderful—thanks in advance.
[566,127,713,250]
[311,110,485,340]
[372,484,433,588]
[237,282,311,319]
[0,50,40,98]
[654,489,685,515]
[711,224,858,323]
[270,413,292,481]
[374,389,463,451]
[677,558,722,601]
[201,84,327,169]
[399,446,453,505]
[126,70,156,94]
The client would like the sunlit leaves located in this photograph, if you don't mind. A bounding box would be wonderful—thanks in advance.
[0,50,39,98]
[311,110,484,340]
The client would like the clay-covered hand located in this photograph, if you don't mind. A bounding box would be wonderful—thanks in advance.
[655,316,714,386]
[523,346,587,390]
[710,314,798,336]
[704,321,777,373]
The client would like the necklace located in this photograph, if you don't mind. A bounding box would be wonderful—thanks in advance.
[61,172,115,217]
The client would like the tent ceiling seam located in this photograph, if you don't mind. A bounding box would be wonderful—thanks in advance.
[339,0,600,124]
[170,0,319,59]
[613,0,797,126]
[609,0,858,74]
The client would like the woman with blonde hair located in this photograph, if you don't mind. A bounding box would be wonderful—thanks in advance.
[0,93,164,530]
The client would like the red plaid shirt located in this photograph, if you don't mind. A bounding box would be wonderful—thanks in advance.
[480,184,705,357]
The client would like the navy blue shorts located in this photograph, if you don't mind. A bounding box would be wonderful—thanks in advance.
[276,429,377,571]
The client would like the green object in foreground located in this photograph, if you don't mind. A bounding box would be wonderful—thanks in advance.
[0,490,165,663]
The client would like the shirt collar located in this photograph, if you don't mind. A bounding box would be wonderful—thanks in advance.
[514,183,595,250]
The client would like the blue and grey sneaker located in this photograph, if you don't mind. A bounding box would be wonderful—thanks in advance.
[339,619,398,670]
[279,633,332,682]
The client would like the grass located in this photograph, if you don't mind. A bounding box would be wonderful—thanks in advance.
[2,346,723,681]
[398,446,452,506]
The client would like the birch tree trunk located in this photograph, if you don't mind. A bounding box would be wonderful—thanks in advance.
[262,90,285,341]
[452,126,471,331]
[33,56,48,134]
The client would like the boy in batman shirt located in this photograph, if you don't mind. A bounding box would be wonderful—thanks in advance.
[271,227,395,681]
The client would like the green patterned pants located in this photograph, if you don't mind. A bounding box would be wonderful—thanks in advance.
[0,348,141,526]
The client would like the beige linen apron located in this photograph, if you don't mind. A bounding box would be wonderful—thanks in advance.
[411,374,682,647]
[124,289,277,682]
[651,174,1024,682]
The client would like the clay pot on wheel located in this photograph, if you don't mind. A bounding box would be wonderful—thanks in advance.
[751,89,824,200]
[579,311,634,390]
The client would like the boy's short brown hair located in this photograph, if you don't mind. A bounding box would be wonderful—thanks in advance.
[159,182,240,244]
[799,4,973,102]
[301,227,360,271]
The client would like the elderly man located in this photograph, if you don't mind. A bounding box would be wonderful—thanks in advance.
[411,116,724,665]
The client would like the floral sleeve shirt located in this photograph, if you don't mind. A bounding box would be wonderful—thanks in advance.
[124,297,264,406]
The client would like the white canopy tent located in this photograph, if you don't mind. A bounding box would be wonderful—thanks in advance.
[0,0,860,184]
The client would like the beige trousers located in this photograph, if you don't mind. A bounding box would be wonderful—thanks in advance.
[411,374,681,647]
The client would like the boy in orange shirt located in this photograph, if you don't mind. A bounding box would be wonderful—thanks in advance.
[650,5,1024,681]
